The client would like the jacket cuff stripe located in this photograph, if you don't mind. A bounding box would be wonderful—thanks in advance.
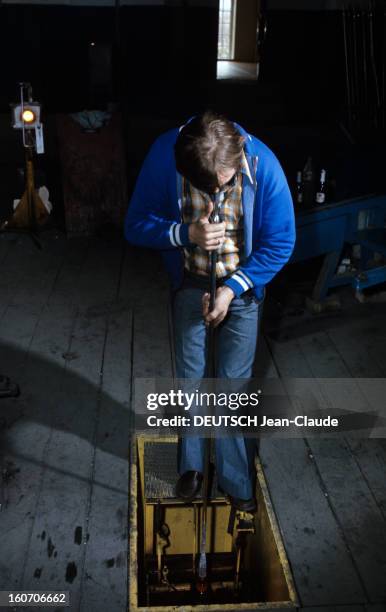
[169,223,178,246]
[175,223,182,246]
[231,273,250,293]
[169,223,184,247]
[237,270,253,288]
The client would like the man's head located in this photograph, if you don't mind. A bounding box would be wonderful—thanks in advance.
[174,111,245,194]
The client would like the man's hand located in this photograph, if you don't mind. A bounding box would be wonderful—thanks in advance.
[188,199,225,251]
[202,286,235,327]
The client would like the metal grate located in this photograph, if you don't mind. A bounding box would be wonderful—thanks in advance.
[143,440,221,501]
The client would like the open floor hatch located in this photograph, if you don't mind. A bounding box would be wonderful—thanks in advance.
[129,435,298,611]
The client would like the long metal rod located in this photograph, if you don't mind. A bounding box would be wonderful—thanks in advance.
[198,193,220,585]
[207,194,221,378]
[198,438,210,581]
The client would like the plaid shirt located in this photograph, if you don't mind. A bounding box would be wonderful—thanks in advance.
[182,155,252,278]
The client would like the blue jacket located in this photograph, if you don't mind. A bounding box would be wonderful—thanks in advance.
[124,122,296,300]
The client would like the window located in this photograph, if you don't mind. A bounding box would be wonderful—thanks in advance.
[217,0,235,60]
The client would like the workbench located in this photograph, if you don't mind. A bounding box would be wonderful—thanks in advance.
[291,193,386,306]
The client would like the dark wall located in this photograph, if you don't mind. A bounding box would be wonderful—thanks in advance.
[0,4,218,113]
[260,10,345,123]
[0,3,349,121]
[2,2,383,129]
[0,3,383,228]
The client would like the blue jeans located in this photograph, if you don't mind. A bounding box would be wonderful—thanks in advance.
[172,286,262,500]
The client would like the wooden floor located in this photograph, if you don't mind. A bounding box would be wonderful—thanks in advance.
[0,233,385,612]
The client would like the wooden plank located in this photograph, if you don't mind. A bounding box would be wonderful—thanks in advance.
[0,238,124,612]
[73,238,125,309]
[278,328,386,602]
[18,308,110,602]
[0,238,87,588]
[345,439,386,522]
[18,239,125,609]
[0,233,67,328]
[131,298,173,378]
[0,301,80,589]
[295,330,348,378]
[260,437,366,607]
[265,332,313,377]
[0,234,14,264]
[47,237,90,307]
[295,322,386,438]
[253,333,280,378]
[125,246,173,379]
[305,436,386,602]
[326,313,386,440]
[325,319,384,377]
[0,235,73,381]
[6,237,69,307]
[123,246,175,611]
[79,306,132,612]
[320,320,386,470]
[262,332,368,606]
[282,323,386,444]
[118,244,169,306]
[325,317,386,513]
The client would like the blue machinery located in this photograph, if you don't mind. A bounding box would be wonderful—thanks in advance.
[291,194,386,305]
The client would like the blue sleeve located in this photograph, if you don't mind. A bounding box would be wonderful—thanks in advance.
[225,152,296,297]
[124,135,191,250]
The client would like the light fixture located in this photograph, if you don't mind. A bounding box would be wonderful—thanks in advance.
[12,102,41,130]
[10,83,44,153]
[21,108,36,124]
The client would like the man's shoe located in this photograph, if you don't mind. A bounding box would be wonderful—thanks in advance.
[229,496,257,513]
[176,471,203,501]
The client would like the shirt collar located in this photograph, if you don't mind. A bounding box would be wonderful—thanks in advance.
[240,150,253,184]
[217,151,253,194]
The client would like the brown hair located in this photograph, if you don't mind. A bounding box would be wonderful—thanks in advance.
[174,111,245,194]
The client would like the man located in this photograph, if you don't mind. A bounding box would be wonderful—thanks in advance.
[125,111,295,512]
